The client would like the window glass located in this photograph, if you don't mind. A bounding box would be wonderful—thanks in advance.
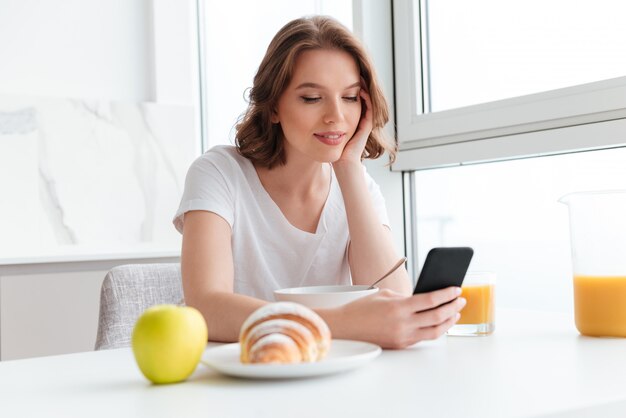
[414,146,626,312]
[425,0,626,111]
[202,0,353,148]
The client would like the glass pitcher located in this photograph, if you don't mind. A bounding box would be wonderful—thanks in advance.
[559,190,626,337]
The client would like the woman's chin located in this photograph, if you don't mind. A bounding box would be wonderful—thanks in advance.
[320,153,343,164]
[319,146,347,164]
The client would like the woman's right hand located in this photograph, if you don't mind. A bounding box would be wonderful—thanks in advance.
[324,287,466,349]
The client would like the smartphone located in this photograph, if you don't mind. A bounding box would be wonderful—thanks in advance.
[413,247,474,294]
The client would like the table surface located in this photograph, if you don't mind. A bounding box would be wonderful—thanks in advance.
[1,309,626,418]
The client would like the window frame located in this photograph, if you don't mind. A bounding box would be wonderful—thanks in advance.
[392,0,626,171]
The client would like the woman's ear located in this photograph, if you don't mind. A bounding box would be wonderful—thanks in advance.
[270,108,280,124]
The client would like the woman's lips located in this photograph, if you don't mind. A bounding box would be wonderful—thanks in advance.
[314,132,345,146]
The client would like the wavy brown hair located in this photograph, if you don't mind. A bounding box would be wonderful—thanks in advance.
[235,15,396,168]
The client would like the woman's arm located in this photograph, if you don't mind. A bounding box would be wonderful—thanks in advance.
[333,89,411,295]
[328,89,467,348]
[334,161,411,294]
[181,210,266,342]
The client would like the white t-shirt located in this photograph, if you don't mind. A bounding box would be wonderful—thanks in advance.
[173,145,390,301]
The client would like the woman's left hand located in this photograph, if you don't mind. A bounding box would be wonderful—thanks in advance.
[336,86,372,164]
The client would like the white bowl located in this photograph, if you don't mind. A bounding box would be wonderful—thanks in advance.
[274,285,378,308]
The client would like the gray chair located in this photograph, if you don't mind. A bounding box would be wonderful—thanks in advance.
[95,263,184,350]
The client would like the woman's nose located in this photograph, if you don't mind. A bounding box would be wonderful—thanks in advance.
[323,98,344,124]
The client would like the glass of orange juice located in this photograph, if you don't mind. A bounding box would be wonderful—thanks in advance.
[447,271,496,336]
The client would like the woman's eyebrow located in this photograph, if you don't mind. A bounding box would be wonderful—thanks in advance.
[295,81,361,90]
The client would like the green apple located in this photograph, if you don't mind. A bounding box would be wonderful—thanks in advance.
[131,304,208,384]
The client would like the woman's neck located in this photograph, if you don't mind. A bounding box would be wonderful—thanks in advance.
[255,158,329,200]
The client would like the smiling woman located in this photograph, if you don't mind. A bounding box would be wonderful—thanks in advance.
[270,49,362,164]
[174,16,466,349]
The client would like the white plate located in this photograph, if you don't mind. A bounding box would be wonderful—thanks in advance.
[201,339,382,379]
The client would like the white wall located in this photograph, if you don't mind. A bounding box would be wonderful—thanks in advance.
[0,0,152,100]
[0,0,194,360]
[1,270,106,359]
[0,0,195,103]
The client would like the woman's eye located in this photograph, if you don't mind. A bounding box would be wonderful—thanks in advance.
[343,96,359,102]
[301,96,321,103]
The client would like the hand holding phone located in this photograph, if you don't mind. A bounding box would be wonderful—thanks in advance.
[413,247,474,294]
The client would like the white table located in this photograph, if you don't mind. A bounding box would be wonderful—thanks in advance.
[1,309,626,418]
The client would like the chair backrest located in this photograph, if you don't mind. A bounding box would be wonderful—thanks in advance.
[95,263,183,350]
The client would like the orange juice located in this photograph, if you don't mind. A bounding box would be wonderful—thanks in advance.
[457,284,495,325]
[573,275,626,337]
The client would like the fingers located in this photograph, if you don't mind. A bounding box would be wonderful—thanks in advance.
[413,297,466,328]
[398,300,464,346]
[382,304,462,349]
[344,88,372,157]
[412,312,460,342]
[358,89,372,125]
[343,288,466,349]
[357,77,372,129]
[406,286,462,312]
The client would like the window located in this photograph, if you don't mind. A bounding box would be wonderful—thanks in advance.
[414,147,626,312]
[394,0,626,311]
[426,0,626,112]
[393,0,626,169]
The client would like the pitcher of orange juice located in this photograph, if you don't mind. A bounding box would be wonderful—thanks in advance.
[559,190,626,337]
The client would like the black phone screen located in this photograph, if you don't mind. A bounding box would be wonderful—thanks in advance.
[413,247,474,294]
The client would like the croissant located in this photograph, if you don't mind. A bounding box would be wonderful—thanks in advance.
[239,302,332,364]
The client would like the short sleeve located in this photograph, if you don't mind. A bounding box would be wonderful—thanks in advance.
[363,166,391,228]
[172,151,235,234]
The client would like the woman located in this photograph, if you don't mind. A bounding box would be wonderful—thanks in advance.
[173,16,465,349]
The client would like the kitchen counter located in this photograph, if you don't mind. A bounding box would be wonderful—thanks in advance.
[1,309,625,418]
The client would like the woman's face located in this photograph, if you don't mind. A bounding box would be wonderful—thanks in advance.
[272,48,362,164]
